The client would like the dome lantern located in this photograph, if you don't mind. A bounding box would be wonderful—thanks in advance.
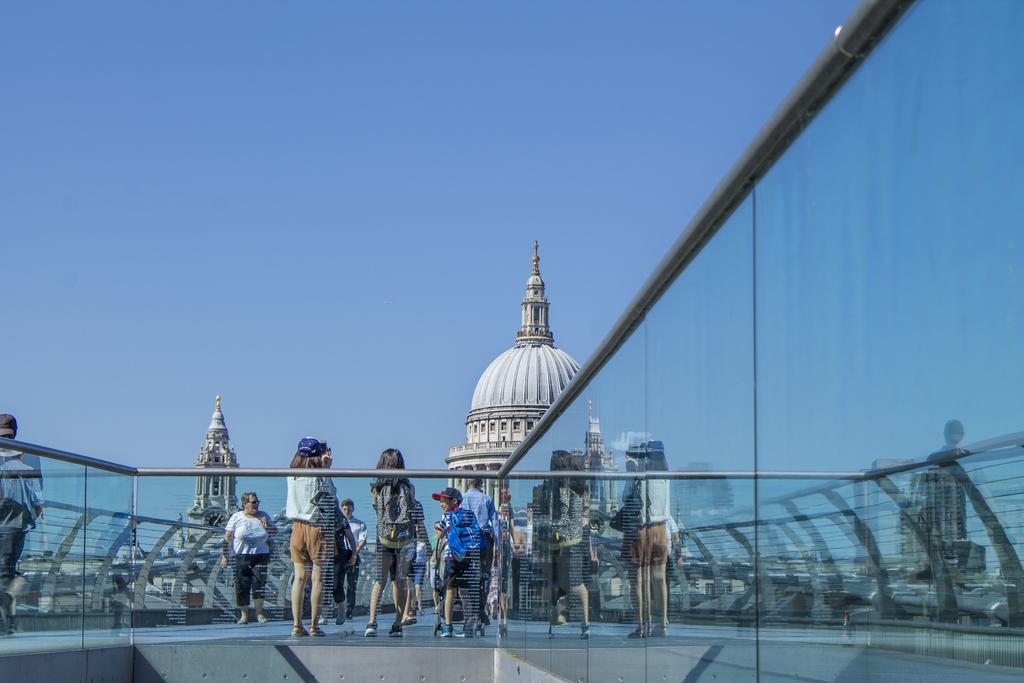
[516,241,554,345]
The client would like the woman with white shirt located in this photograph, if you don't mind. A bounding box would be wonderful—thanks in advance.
[642,445,671,637]
[286,437,336,637]
[624,441,671,638]
[221,491,277,625]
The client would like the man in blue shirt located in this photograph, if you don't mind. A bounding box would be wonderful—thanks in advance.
[462,479,498,633]
[0,414,44,636]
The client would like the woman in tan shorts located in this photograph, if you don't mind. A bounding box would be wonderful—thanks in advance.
[626,441,671,638]
[286,437,336,637]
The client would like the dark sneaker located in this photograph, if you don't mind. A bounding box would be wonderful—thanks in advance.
[580,624,590,640]
[364,623,377,637]
[388,623,403,638]
[335,614,346,625]
[440,624,453,638]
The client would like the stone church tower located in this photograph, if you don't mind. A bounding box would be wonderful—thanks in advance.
[186,395,239,536]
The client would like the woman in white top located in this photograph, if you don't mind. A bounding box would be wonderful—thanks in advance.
[286,437,336,637]
[639,443,671,637]
[221,491,277,624]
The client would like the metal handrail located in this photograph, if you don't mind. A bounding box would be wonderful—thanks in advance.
[497,0,909,478]
[135,467,490,478]
[1,438,137,475]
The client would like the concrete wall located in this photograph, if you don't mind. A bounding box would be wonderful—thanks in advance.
[0,643,565,682]
[135,644,495,683]
[0,646,133,683]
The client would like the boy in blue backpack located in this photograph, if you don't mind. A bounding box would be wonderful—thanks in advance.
[431,487,481,638]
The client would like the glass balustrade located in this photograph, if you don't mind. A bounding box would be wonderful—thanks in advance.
[0,447,1019,683]
[0,447,132,656]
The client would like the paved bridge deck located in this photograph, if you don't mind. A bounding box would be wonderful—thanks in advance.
[4,614,1023,682]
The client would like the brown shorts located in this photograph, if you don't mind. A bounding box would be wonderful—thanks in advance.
[630,522,668,566]
[290,520,331,566]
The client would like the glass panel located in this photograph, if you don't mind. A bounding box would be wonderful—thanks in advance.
[752,2,1024,677]
[658,477,757,680]
[641,197,756,680]
[503,476,551,672]
[645,196,754,473]
[0,451,86,655]
[754,0,1024,475]
[83,467,133,648]
[757,477,876,680]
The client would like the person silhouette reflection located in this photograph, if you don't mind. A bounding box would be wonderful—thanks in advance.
[622,441,671,638]
[534,450,592,639]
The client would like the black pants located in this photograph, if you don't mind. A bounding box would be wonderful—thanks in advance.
[335,558,360,616]
[0,527,26,594]
[478,538,494,622]
[234,554,269,607]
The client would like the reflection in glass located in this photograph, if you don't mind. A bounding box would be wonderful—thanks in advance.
[533,451,592,639]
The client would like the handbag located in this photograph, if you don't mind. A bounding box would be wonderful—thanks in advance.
[609,506,627,533]
[610,480,645,533]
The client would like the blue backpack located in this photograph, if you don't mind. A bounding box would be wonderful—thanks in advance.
[445,507,481,562]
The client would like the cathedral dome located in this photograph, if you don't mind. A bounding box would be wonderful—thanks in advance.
[470,342,580,413]
[448,241,579,482]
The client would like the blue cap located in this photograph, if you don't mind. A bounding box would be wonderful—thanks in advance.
[297,437,323,457]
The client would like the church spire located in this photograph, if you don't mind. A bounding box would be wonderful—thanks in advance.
[188,393,239,537]
[516,241,554,345]
[208,394,227,433]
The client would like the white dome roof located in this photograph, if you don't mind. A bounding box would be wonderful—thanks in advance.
[470,342,580,413]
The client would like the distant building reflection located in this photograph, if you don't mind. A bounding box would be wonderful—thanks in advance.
[900,420,985,581]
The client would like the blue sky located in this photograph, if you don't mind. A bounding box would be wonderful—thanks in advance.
[2,1,859,469]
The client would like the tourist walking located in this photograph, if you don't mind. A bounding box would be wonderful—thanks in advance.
[534,450,592,639]
[365,448,418,637]
[402,499,432,625]
[221,491,277,624]
[286,437,335,637]
[0,415,44,636]
[334,498,366,623]
[463,478,498,634]
[433,486,482,638]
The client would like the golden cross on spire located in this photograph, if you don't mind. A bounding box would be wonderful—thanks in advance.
[532,240,540,275]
